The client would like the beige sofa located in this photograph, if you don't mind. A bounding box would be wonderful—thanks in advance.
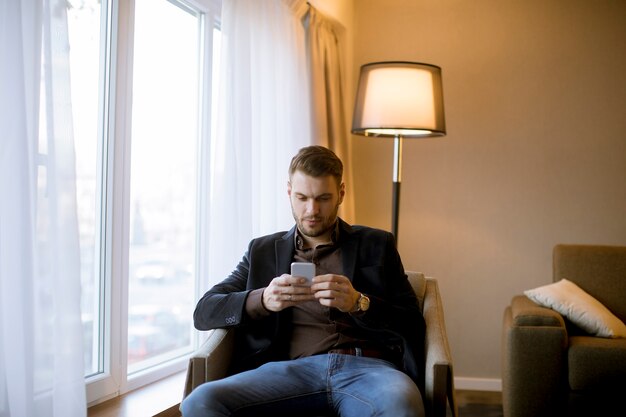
[182,272,458,417]
[502,244,626,417]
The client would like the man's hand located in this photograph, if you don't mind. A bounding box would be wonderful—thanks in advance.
[311,274,360,313]
[262,274,315,312]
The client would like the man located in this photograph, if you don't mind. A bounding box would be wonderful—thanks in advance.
[181,146,425,417]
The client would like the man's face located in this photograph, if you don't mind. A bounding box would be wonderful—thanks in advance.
[288,170,345,240]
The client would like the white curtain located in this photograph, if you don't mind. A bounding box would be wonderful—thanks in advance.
[0,0,86,416]
[208,0,312,282]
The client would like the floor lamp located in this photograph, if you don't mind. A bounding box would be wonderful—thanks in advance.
[351,61,446,244]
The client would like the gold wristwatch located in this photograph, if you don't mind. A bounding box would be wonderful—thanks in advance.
[355,293,370,312]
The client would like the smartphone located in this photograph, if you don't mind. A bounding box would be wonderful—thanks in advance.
[290,262,315,285]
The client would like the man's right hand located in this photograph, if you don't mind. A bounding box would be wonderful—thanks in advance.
[262,274,315,312]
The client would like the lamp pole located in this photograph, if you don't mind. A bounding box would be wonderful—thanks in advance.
[391,135,403,244]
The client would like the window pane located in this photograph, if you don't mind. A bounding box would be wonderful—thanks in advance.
[66,0,106,378]
[128,0,200,374]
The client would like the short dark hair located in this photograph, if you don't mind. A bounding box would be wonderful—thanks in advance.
[289,146,343,186]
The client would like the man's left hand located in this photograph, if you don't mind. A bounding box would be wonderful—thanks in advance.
[311,274,360,313]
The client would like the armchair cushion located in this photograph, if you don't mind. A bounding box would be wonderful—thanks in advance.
[553,244,626,322]
[568,336,626,391]
[524,279,626,338]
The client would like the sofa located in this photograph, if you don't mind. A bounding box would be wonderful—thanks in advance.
[502,244,626,417]
[182,271,458,417]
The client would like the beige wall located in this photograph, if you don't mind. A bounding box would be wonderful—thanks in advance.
[351,0,626,386]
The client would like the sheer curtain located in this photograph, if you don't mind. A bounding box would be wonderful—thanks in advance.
[307,5,355,223]
[208,0,312,282]
[0,1,86,416]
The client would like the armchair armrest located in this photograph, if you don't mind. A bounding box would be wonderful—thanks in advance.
[502,295,569,417]
[183,328,234,399]
[423,278,458,417]
[509,295,566,328]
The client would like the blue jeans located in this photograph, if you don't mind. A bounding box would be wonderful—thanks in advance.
[181,353,423,417]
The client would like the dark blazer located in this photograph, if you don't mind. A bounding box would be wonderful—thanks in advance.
[193,218,425,386]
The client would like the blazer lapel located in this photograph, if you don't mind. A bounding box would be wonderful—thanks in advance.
[339,219,359,281]
[275,226,296,275]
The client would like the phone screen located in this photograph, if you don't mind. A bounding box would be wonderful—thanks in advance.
[290,262,315,285]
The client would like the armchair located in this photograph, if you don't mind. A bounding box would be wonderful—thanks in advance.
[182,272,458,417]
[502,244,626,417]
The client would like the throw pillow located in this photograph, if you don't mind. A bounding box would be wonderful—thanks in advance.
[524,279,626,338]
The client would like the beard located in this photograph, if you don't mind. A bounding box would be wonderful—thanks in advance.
[292,203,340,239]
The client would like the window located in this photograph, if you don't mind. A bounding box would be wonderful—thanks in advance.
[127,0,202,375]
[62,0,221,404]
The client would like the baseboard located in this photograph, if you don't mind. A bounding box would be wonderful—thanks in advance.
[454,377,502,392]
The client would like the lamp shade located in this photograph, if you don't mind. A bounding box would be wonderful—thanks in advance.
[351,61,446,138]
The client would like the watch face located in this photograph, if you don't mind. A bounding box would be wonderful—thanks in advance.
[359,295,370,311]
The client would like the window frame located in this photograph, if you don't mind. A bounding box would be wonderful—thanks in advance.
[86,0,221,405]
